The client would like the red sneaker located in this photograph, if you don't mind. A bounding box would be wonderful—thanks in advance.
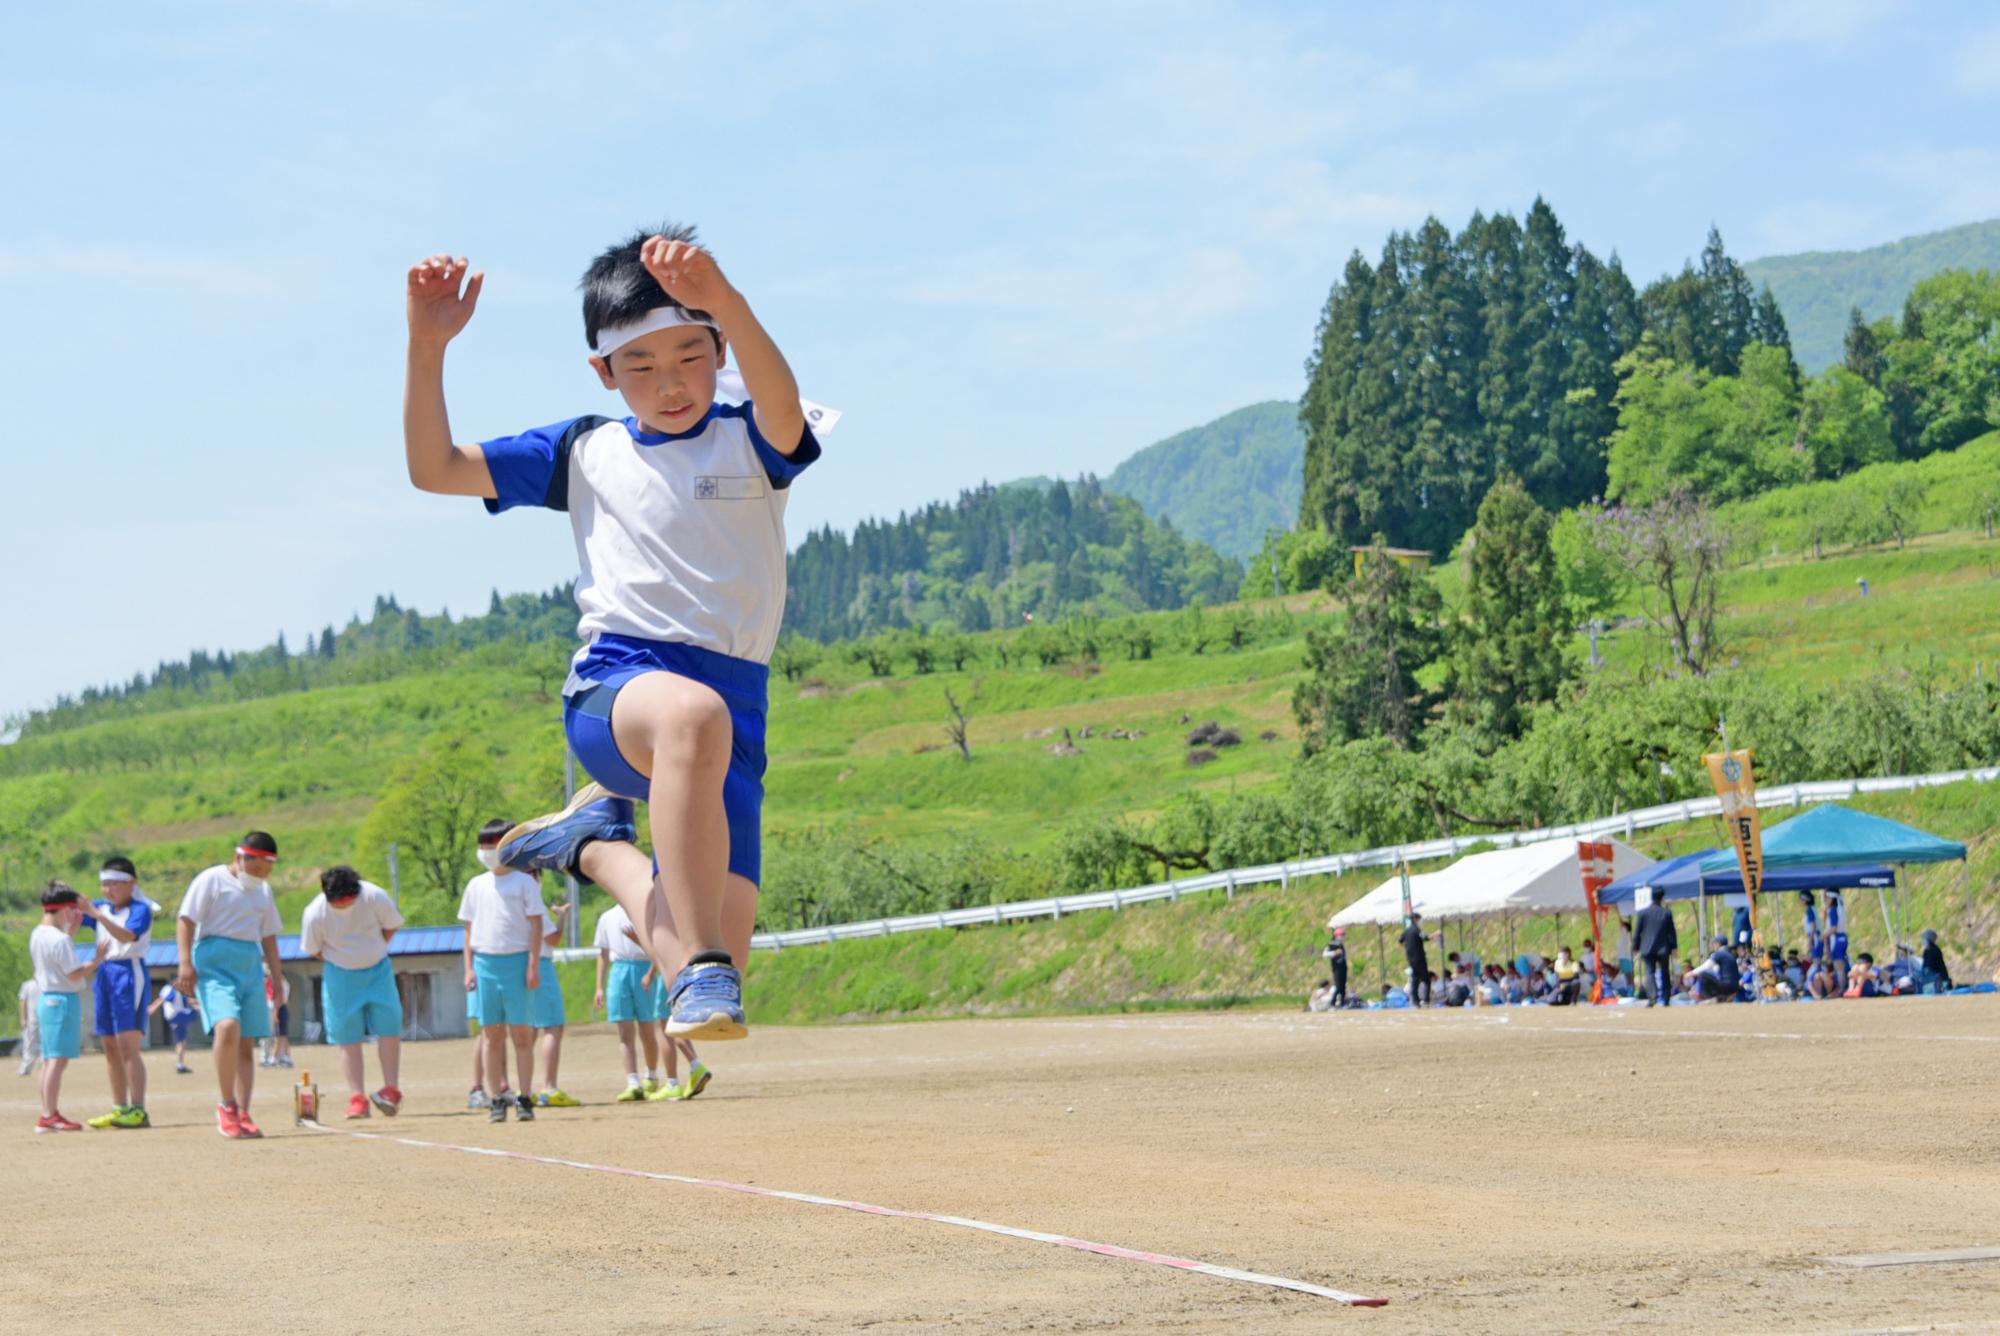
[370,1086,402,1117]
[345,1093,372,1119]
[217,1104,244,1139]
[237,1112,264,1139]
[36,1113,81,1133]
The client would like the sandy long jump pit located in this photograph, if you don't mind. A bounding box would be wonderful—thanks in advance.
[9,997,2000,1333]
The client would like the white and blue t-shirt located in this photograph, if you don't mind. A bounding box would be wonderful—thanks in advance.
[480,404,820,669]
[92,896,155,963]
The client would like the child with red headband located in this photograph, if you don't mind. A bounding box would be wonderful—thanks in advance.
[404,224,826,1041]
[30,881,110,1132]
[175,832,287,1139]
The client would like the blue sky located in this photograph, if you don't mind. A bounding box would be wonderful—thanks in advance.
[4,0,1998,718]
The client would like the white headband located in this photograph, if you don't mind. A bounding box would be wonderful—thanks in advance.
[594,306,719,360]
[99,869,135,884]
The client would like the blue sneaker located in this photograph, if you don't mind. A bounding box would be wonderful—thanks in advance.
[498,784,636,879]
[666,960,748,1041]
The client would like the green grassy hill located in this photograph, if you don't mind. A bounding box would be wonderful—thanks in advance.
[1745,218,2000,372]
[1104,400,1303,561]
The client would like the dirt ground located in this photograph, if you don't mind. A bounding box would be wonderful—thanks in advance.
[8,998,2000,1334]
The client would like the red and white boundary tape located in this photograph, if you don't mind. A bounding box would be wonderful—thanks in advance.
[301,1121,1385,1307]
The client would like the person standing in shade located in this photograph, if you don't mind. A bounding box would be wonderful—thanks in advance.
[1400,910,1431,1008]
[1919,930,1954,993]
[1633,888,1678,1007]
[1324,928,1350,1008]
[1825,891,1851,994]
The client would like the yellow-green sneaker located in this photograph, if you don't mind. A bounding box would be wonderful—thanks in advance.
[110,1106,150,1129]
[615,1084,647,1103]
[86,1108,125,1130]
[542,1088,580,1108]
[684,1062,712,1099]
[642,1078,662,1097]
[645,1080,685,1102]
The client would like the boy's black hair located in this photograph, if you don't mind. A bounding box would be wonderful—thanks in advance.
[479,818,513,846]
[580,222,721,354]
[102,855,137,878]
[42,880,80,908]
[241,830,279,857]
[321,865,363,898]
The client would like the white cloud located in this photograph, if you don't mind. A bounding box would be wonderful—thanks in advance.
[1752,200,1887,256]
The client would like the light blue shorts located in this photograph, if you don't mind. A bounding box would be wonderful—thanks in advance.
[650,972,671,1019]
[38,992,83,1060]
[322,958,405,1045]
[194,937,273,1038]
[605,958,659,1023]
[531,959,566,1029]
[473,951,533,1027]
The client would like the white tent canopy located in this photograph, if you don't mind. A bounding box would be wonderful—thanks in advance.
[1328,837,1654,929]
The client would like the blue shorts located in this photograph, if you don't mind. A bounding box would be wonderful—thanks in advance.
[473,951,534,1027]
[651,972,671,1018]
[531,959,566,1029]
[564,635,768,885]
[169,1015,195,1039]
[194,937,273,1038]
[93,958,150,1036]
[322,958,405,1045]
[605,958,660,1023]
[39,992,83,1060]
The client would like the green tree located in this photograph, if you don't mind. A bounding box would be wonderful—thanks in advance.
[1449,479,1572,739]
[355,733,505,920]
[1293,545,1446,751]
[1799,367,1894,479]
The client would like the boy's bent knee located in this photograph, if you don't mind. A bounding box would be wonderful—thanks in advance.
[615,674,732,758]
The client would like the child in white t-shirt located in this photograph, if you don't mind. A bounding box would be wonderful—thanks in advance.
[16,975,40,1077]
[459,819,548,1123]
[405,225,823,1045]
[176,832,287,1140]
[30,882,110,1132]
[301,865,406,1119]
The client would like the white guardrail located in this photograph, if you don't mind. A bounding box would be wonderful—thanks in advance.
[741,765,2000,952]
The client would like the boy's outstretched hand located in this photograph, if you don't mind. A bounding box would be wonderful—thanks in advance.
[640,236,736,315]
[407,254,484,346]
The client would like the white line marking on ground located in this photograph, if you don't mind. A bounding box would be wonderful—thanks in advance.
[1822,1247,2000,1268]
[299,1121,1387,1307]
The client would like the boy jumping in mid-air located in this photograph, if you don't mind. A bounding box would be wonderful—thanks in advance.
[29,881,109,1131]
[404,223,822,1040]
[177,832,287,1139]
[300,865,405,1119]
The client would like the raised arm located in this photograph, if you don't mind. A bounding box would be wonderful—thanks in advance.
[405,254,498,498]
[640,238,806,453]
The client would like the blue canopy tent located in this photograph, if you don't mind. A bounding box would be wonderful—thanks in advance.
[1602,848,1895,956]
[1698,804,1969,956]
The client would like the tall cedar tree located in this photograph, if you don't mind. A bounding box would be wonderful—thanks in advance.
[1293,545,1446,752]
[1301,199,1727,553]
[1449,477,1572,740]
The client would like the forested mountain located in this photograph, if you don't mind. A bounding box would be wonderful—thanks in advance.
[1299,200,1790,551]
[783,475,1240,641]
[1746,218,2000,372]
[1104,401,1303,561]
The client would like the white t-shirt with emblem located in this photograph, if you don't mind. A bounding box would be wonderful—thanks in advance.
[479,403,821,666]
[456,871,549,956]
[301,881,405,971]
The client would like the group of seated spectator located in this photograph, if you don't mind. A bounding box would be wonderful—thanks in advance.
[1308,925,1959,1010]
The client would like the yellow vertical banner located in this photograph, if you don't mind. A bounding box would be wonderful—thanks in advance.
[1704,748,1772,997]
